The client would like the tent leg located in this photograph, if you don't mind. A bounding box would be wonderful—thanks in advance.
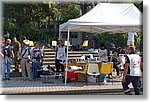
[65,27,70,86]
[58,30,61,40]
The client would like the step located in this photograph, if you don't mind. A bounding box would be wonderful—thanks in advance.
[43,50,97,54]
[43,57,81,62]
[43,61,55,65]
[44,54,98,57]
[43,52,55,55]
[43,48,55,52]
[44,55,55,58]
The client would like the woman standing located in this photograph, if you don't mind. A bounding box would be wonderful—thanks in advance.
[55,40,66,79]
[98,43,108,62]
[98,43,108,83]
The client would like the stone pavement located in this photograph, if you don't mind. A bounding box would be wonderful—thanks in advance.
[0,76,140,95]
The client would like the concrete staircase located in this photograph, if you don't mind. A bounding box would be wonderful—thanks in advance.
[11,48,98,70]
[43,48,98,68]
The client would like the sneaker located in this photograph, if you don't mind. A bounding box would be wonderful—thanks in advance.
[2,79,6,81]
[13,69,19,72]
[62,76,64,79]
[22,77,28,80]
[101,81,108,85]
[29,79,34,81]
[7,78,11,80]
[55,76,59,79]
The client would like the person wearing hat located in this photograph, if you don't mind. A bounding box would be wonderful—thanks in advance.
[122,46,142,95]
[2,39,14,81]
[18,40,32,80]
[31,43,43,79]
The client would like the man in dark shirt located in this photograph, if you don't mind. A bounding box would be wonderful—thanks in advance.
[111,49,121,77]
[12,37,21,72]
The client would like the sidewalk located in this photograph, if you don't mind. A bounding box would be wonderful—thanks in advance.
[0,76,135,95]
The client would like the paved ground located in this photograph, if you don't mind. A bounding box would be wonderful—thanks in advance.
[0,75,141,95]
[0,69,143,95]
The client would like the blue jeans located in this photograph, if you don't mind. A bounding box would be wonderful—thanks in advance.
[32,62,40,79]
[122,75,141,95]
[2,57,12,79]
[99,74,106,82]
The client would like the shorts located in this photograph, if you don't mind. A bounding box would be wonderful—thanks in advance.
[127,40,134,46]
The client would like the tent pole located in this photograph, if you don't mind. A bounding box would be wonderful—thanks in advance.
[59,30,61,40]
[65,27,70,85]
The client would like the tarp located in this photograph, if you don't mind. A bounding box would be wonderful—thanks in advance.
[59,3,142,33]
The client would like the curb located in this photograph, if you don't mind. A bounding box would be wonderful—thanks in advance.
[3,88,124,95]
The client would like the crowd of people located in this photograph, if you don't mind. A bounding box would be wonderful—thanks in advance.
[0,31,143,95]
[0,32,43,81]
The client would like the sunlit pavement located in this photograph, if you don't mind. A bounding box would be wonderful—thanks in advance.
[0,75,143,95]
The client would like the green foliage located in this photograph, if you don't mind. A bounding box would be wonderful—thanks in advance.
[95,32,127,48]
[3,2,81,41]
[3,1,143,47]
[95,32,143,51]
[59,3,80,24]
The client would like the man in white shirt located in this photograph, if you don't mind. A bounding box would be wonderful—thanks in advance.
[18,41,32,80]
[55,40,66,79]
[122,47,142,95]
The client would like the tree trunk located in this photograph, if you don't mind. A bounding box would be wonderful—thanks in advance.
[80,3,88,15]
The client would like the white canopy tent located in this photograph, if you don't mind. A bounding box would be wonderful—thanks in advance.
[59,3,142,85]
[59,3,142,33]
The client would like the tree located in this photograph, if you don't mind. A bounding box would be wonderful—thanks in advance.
[3,3,41,40]
[95,32,127,48]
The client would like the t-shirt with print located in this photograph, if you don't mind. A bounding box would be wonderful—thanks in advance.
[125,55,141,76]
[98,49,108,62]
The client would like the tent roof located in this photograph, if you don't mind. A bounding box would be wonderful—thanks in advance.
[59,3,142,33]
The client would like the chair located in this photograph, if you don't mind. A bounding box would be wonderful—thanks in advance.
[74,63,88,83]
[80,40,88,51]
[42,45,45,49]
[52,41,57,46]
[98,62,113,84]
[64,41,72,46]
[86,63,100,84]
[82,40,88,47]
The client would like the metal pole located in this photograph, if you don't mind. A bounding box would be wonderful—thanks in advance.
[58,30,61,40]
[65,27,70,85]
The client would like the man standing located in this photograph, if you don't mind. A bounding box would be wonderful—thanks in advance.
[31,43,43,79]
[18,40,32,80]
[2,39,14,80]
[122,47,142,95]
[12,37,21,72]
